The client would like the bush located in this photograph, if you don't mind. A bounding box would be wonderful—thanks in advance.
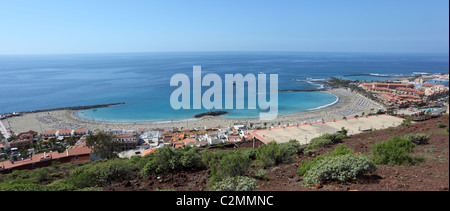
[320,133,346,144]
[0,182,46,191]
[66,159,134,189]
[405,134,430,145]
[240,148,257,160]
[30,168,50,183]
[211,176,258,191]
[303,154,377,186]
[437,121,446,128]
[401,118,412,126]
[66,164,98,189]
[371,136,417,166]
[285,140,304,155]
[297,144,354,176]
[256,142,295,167]
[306,133,345,150]
[309,138,333,149]
[45,179,76,191]
[254,169,267,180]
[141,147,204,177]
[210,151,251,183]
[95,159,134,185]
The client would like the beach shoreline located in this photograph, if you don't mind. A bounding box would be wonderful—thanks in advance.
[2,88,384,133]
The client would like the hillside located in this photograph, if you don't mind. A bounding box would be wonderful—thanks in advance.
[1,115,448,191]
[106,115,449,191]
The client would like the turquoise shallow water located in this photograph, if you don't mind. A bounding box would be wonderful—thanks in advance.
[0,52,448,122]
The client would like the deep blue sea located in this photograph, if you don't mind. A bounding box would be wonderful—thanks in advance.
[0,52,448,122]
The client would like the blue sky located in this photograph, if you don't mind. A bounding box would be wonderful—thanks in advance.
[0,0,448,55]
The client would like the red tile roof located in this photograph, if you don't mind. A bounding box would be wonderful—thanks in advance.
[142,148,158,157]
[74,129,88,133]
[115,133,136,139]
[59,130,73,134]
[43,130,57,135]
[0,147,92,171]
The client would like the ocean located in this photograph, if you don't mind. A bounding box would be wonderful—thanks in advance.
[0,52,448,122]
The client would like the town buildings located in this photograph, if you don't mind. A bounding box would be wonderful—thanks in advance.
[0,146,92,173]
[359,77,449,108]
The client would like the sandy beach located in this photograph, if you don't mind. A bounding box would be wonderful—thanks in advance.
[2,88,384,133]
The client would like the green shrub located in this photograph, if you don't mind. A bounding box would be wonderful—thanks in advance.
[371,136,417,166]
[95,159,134,185]
[340,127,348,136]
[30,168,50,183]
[211,176,258,191]
[328,144,355,156]
[256,142,295,167]
[285,140,304,155]
[297,144,354,176]
[320,133,346,144]
[401,118,412,126]
[76,187,103,191]
[45,179,76,191]
[0,182,46,191]
[405,134,430,145]
[254,169,267,180]
[141,147,204,177]
[309,138,333,149]
[239,148,257,160]
[437,121,446,128]
[66,164,98,189]
[304,149,317,156]
[303,154,377,186]
[66,159,134,189]
[210,151,251,183]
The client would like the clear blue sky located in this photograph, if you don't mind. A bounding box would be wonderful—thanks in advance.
[0,0,448,55]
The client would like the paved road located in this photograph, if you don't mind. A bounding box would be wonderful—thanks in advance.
[0,119,10,140]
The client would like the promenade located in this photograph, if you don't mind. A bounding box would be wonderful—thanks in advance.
[251,114,406,145]
[0,120,11,140]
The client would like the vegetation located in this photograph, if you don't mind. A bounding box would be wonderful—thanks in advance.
[437,121,447,128]
[303,154,377,186]
[299,131,347,153]
[298,144,354,176]
[141,147,204,177]
[254,169,268,180]
[405,134,430,145]
[2,116,446,191]
[255,141,297,167]
[328,77,352,88]
[65,159,134,189]
[86,132,121,159]
[401,118,413,126]
[208,150,251,183]
[210,176,258,191]
[0,161,103,191]
[371,136,418,166]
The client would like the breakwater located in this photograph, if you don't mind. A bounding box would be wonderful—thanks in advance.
[1,102,126,117]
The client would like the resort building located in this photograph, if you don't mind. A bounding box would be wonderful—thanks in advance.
[0,146,92,174]
[42,130,58,138]
[105,128,123,134]
[8,131,38,149]
[57,129,73,137]
[74,129,90,136]
[113,133,139,150]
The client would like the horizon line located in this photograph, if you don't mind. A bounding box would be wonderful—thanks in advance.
[0,50,449,57]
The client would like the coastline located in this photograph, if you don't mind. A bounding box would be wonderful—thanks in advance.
[2,88,384,133]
